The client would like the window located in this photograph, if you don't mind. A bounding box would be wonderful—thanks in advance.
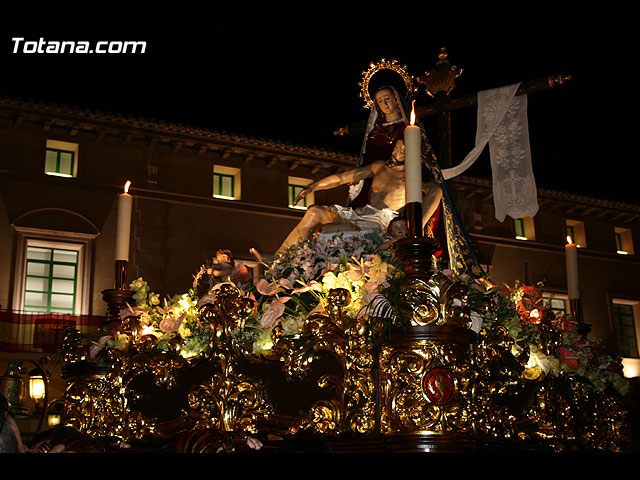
[45,140,78,178]
[288,176,314,210]
[514,216,535,241]
[542,293,568,317]
[565,219,586,248]
[12,230,93,316]
[213,165,241,200]
[23,245,79,314]
[614,227,634,255]
[612,299,640,360]
[214,173,235,198]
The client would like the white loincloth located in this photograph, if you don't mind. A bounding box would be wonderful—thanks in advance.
[326,204,397,233]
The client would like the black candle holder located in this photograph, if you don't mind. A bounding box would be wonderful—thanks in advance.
[101,260,133,326]
[405,201,423,239]
[395,236,439,280]
[569,298,591,338]
[115,259,127,290]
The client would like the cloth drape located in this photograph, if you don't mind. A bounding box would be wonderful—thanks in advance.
[442,83,538,222]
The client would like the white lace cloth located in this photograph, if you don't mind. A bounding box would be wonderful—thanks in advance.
[442,83,538,221]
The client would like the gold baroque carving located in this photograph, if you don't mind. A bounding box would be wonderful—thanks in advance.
[379,333,475,436]
[60,278,630,452]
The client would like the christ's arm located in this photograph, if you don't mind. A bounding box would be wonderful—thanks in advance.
[293,161,383,206]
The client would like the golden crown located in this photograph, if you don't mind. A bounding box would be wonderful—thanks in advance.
[359,58,415,109]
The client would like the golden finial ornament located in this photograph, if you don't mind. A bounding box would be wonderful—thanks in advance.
[416,47,463,98]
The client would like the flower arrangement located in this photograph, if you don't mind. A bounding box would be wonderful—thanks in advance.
[111,277,211,359]
[82,230,628,398]
[479,280,630,396]
[263,231,393,287]
[242,231,403,353]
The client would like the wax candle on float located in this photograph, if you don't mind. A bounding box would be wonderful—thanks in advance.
[404,101,423,204]
[565,235,579,299]
[115,180,133,261]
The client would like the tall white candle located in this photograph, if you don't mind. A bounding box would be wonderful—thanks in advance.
[565,236,579,299]
[404,101,423,204]
[115,180,133,261]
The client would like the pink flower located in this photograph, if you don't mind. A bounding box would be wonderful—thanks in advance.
[319,263,340,277]
[160,313,185,332]
[260,297,291,329]
[558,347,579,370]
[292,281,322,294]
[256,278,280,296]
[347,262,365,282]
[564,321,578,333]
[119,304,146,320]
[364,281,380,293]
[442,269,454,279]
[277,278,294,290]
[89,335,112,358]
[198,293,216,306]
[256,278,294,296]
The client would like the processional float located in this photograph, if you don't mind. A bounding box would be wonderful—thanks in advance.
[57,51,630,453]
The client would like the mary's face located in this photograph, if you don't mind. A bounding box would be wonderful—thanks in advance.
[375,89,401,120]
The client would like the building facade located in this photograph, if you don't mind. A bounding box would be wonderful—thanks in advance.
[1,96,639,382]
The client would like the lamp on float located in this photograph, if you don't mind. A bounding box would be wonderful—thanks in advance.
[0,361,29,417]
[28,368,46,411]
[45,398,64,428]
[0,359,50,436]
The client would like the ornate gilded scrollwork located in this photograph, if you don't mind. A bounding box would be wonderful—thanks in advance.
[470,322,630,452]
[395,271,472,328]
[61,283,272,442]
[187,285,272,434]
[187,371,271,434]
[275,288,377,436]
[60,273,630,452]
[379,329,475,437]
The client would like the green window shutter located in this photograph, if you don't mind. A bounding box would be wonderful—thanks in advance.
[24,246,78,314]
[45,148,75,177]
[288,184,306,208]
[214,173,235,198]
[613,303,639,358]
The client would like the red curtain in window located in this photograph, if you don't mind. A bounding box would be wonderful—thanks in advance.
[0,311,105,353]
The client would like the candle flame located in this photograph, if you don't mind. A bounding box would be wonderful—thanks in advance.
[410,100,416,125]
[566,235,573,245]
[124,180,131,194]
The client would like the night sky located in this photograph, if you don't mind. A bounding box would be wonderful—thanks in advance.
[1,27,637,205]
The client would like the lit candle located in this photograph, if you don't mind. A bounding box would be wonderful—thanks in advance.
[565,235,579,299]
[404,101,423,204]
[115,180,133,261]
